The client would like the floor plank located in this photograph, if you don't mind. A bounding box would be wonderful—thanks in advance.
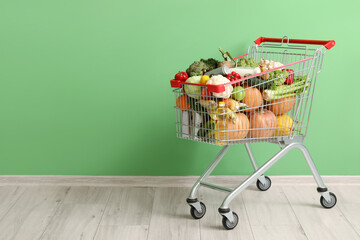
[93,187,154,240]
[0,186,24,220]
[198,188,254,240]
[97,187,154,226]
[94,225,148,240]
[251,225,308,240]
[0,178,358,240]
[283,185,360,240]
[147,187,201,240]
[40,186,112,240]
[0,186,68,240]
[242,185,307,240]
[332,185,360,235]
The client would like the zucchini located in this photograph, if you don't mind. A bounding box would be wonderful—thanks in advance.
[246,77,272,89]
[197,120,216,138]
[188,97,207,116]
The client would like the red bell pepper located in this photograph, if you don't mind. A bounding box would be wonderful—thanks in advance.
[283,69,294,85]
[201,87,213,100]
[226,71,241,86]
[174,72,189,81]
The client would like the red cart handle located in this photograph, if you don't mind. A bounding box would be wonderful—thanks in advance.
[254,37,335,50]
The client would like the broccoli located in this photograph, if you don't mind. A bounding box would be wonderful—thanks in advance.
[200,58,220,70]
[269,70,288,86]
[186,61,209,77]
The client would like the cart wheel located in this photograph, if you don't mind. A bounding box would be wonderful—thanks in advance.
[256,176,271,191]
[222,212,238,230]
[320,192,337,209]
[190,202,206,219]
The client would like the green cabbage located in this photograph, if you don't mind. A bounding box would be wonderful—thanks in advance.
[184,76,202,99]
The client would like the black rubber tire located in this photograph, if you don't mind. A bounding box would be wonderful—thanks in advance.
[320,192,337,209]
[222,212,239,230]
[256,176,272,191]
[190,202,206,219]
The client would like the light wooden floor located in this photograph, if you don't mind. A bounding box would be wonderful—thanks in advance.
[0,176,360,240]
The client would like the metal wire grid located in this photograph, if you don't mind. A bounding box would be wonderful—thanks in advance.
[174,43,326,146]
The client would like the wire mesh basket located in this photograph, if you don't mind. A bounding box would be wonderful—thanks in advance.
[171,36,334,146]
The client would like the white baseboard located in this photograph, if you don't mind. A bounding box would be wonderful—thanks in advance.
[0,175,359,187]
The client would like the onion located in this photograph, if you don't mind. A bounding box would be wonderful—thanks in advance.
[218,61,233,68]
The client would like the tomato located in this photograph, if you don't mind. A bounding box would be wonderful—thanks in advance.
[174,72,189,81]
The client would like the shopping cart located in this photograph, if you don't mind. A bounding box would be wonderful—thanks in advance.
[170,36,336,230]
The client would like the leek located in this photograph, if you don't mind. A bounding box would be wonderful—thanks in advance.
[263,78,310,101]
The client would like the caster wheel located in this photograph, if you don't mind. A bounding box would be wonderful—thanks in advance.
[222,212,238,230]
[256,176,271,191]
[190,202,206,219]
[320,192,337,209]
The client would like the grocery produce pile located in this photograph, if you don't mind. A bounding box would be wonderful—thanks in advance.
[171,48,309,145]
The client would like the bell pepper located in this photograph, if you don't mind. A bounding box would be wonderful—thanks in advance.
[174,72,189,81]
[283,69,294,85]
[226,71,241,86]
[201,87,213,100]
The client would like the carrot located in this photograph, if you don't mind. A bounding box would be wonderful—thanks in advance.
[176,95,191,110]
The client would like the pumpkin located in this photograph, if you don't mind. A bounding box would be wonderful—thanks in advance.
[176,95,191,110]
[241,85,263,112]
[248,109,277,138]
[215,113,249,145]
[267,96,296,116]
[274,115,294,136]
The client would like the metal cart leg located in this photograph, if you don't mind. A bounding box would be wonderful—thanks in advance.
[186,145,231,213]
[297,143,336,207]
[218,143,336,224]
[244,143,271,190]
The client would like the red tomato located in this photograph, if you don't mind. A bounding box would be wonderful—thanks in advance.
[174,72,189,81]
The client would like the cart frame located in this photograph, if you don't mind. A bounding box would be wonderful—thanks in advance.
[173,36,337,230]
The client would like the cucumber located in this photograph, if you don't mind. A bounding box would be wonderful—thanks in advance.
[188,97,203,112]
[246,77,272,89]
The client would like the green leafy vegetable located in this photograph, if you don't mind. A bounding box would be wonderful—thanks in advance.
[263,77,310,101]
[237,58,259,68]
[200,58,220,70]
[219,48,235,63]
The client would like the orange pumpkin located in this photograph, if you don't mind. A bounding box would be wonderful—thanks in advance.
[267,96,296,116]
[241,86,263,112]
[215,113,250,145]
[248,109,277,138]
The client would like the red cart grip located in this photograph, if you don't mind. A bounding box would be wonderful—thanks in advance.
[170,79,226,93]
[254,37,335,50]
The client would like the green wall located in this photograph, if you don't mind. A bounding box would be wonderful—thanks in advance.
[0,0,359,175]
